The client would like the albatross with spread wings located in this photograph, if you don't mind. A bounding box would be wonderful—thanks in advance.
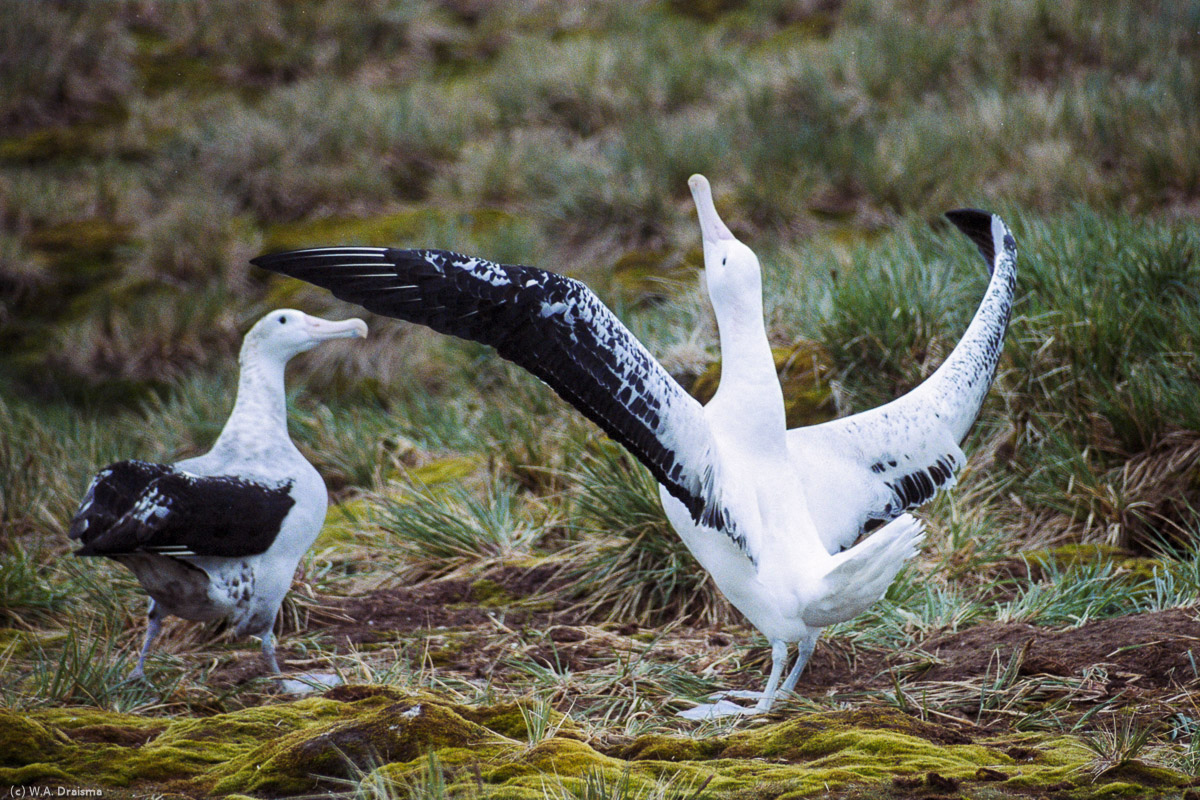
[252,176,1017,717]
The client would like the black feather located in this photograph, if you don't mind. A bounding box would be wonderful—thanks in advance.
[73,468,295,559]
[945,208,996,271]
[68,460,173,542]
[252,246,741,546]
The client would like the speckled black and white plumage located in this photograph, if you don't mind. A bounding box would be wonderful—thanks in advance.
[251,246,742,549]
[67,309,367,679]
[72,462,295,559]
[788,209,1017,553]
[252,179,1017,718]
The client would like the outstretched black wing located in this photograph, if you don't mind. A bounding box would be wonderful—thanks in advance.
[253,247,746,553]
[72,466,296,559]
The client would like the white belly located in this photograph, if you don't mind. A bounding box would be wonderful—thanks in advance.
[658,486,815,643]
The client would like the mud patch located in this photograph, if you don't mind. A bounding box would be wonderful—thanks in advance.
[326,562,574,644]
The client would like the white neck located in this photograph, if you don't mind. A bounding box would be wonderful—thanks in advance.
[707,289,788,447]
[210,344,291,454]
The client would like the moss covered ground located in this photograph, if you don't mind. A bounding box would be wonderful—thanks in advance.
[5,688,1195,798]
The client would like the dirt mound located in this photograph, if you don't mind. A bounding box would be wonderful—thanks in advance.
[781,607,1200,710]
[917,607,1200,688]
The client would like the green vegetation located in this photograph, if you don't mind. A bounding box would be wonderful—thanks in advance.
[2,0,1199,797]
[4,694,1191,798]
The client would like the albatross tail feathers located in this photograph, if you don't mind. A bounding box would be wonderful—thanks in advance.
[802,514,925,628]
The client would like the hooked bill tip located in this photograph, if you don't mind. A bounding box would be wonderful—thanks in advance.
[307,315,369,340]
[689,174,734,243]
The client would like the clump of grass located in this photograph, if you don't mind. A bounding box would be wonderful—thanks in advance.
[998,211,1200,550]
[374,476,549,577]
[0,400,65,545]
[994,558,1135,627]
[385,750,454,800]
[555,766,710,800]
[504,638,715,729]
[1079,713,1157,780]
[0,2,135,132]
[322,749,465,800]
[818,218,987,405]
[567,443,731,627]
[0,543,71,627]
[291,400,404,494]
[519,696,567,747]
[2,620,172,713]
[0,396,138,546]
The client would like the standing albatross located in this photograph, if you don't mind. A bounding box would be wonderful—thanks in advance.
[69,309,367,678]
[252,175,1017,717]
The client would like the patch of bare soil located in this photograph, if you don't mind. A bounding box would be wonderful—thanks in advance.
[326,562,575,644]
[915,607,1200,688]
[779,607,1200,698]
[208,554,1200,735]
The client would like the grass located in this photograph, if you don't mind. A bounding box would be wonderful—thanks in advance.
[568,443,732,627]
[2,0,1200,796]
[374,476,552,577]
[1079,713,1157,780]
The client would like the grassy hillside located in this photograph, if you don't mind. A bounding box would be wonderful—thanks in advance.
[2,1,1200,797]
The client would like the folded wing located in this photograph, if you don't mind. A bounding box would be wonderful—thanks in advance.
[72,467,295,559]
[68,460,173,543]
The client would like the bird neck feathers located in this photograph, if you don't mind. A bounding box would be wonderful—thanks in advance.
[706,290,788,449]
[211,346,291,452]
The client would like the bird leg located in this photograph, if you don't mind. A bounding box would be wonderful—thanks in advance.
[678,640,796,719]
[753,640,790,713]
[711,631,819,702]
[129,600,164,681]
[780,630,819,695]
[259,627,282,675]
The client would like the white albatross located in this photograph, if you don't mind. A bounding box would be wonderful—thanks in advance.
[251,175,1017,717]
[68,309,368,679]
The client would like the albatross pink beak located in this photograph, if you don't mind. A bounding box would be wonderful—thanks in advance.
[689,174,735,245]
[304,315,369,341]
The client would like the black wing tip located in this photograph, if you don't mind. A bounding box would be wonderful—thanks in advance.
[250,246,396,273]
[945,208,997,267]
[250,250,304,275]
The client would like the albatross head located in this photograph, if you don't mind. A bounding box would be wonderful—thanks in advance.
[688,174,762,314]
[245,309,369,363]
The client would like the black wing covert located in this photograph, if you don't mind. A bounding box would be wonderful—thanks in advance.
[68,460,174,543]
[72,470,295,559]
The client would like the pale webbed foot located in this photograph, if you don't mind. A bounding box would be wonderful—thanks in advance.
[677,699,760,720]
[707,689,766,701]
[277,672,343,695]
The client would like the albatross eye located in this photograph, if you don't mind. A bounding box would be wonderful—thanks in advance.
[278,316,287,325]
